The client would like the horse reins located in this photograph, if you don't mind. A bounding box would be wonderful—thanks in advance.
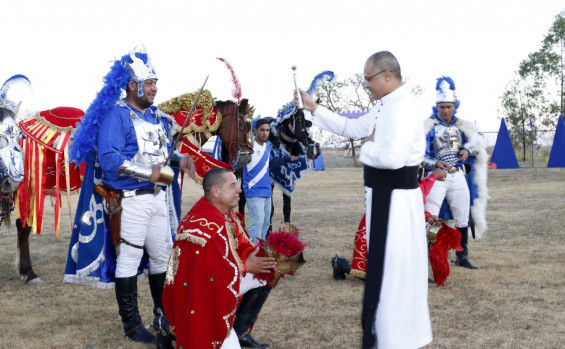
[215,102,250,165]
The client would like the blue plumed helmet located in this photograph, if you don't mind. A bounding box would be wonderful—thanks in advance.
[70,47,157,164]
[433,76,460,116]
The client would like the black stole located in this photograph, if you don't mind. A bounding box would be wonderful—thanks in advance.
[361,165,418,349]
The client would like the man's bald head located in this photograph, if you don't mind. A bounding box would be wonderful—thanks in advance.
[366,51,402,81]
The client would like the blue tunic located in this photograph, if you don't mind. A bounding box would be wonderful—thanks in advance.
[97,102,173,190]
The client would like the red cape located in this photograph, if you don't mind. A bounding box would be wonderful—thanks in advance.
[163,197,244,348]
[350,175,439,278]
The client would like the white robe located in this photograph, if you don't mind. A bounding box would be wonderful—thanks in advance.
[313,85,433,348]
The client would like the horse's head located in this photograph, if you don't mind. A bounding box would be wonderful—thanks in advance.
[215,99,254,171]
[0,108,24,194]
[278,108,321,160]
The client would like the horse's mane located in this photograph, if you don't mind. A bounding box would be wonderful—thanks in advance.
[215,100,236,108]
[0,107,15,122]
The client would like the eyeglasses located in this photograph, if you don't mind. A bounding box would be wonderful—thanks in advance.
[364,70,386,83]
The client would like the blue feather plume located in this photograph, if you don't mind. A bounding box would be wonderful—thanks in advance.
[306,71,335,96]
[275,70,335,124]
[69,53,144,163]
[435,76,456,91]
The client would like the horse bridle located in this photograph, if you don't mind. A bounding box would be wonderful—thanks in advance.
[216,102,252,166]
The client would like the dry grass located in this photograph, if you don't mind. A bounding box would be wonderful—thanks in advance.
[1,150,565,348]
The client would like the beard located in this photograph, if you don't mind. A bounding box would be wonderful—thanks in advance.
[132,93,154,110]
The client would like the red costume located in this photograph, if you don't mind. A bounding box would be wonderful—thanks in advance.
[350,174,439,279]
[163,197,254,348]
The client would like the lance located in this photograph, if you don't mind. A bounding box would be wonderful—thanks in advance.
[163,75,209,167]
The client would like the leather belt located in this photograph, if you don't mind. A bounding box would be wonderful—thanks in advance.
[448,166,464,174]
[122,189,156,198]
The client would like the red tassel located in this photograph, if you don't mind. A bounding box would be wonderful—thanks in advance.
[217,58,242,102]
[429,223,463,287]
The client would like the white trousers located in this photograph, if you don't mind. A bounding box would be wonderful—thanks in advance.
[221,328,241,349]
[239,273,266,296]
[115,190,173,277]
[424,170,470,228]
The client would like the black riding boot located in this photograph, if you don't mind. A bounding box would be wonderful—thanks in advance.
[454,227,478,269]
[149,272,174,349]
[115,276,156,344]
[234,286,272,348]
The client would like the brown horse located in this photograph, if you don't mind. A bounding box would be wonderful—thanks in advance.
[212,99,254,170]
[164,95,254,175]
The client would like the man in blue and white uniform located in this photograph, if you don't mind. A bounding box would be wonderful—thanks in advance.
[243,118,296,243]
[422,76,489,270]
[94,48,194,345]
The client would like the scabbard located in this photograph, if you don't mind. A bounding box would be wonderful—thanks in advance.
[94,184,123,246]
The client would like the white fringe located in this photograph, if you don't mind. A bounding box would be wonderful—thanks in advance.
[456,118,490,240]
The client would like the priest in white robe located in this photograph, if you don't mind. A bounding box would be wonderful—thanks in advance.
[295,51,433,349]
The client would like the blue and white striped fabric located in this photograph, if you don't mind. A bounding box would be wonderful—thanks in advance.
[243,141,272,198]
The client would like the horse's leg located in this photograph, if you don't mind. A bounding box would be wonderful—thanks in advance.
[16,218,42,284]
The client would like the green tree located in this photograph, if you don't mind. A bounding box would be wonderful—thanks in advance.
[500,10,565,162]
[518,10,565,125]
[500,79,544,161]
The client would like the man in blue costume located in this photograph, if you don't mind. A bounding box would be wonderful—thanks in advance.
[422,76,489,270]
[243,118,296,243]
[64,47,194,346]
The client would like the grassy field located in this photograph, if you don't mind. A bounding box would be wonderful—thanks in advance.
[1,150,564,348]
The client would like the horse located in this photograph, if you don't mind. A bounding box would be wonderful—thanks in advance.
[198,99,254,171]
[274,107,321,160]
[265,71,334,229]
[160,91,254,178]
[15,106,85,284]
[0,106,34,282]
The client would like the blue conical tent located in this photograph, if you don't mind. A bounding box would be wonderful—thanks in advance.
[490,118,519,169]
[547,115,565,168]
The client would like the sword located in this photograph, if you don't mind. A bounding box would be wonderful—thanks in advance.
[153,75,208,195]
[163,75,209,167]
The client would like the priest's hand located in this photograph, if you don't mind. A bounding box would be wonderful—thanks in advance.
[367,127,376,142]
[245,247,277,274]
[294,89,318,113]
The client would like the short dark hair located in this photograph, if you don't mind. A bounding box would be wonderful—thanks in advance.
[203,168,232,197]
[367,51,402,80]
[254,118,271,130]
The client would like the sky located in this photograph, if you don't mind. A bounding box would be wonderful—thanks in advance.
[1,0,563,135]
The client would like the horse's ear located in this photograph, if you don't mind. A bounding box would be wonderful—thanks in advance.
[240,99,255,119]
[239,99,248,113]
